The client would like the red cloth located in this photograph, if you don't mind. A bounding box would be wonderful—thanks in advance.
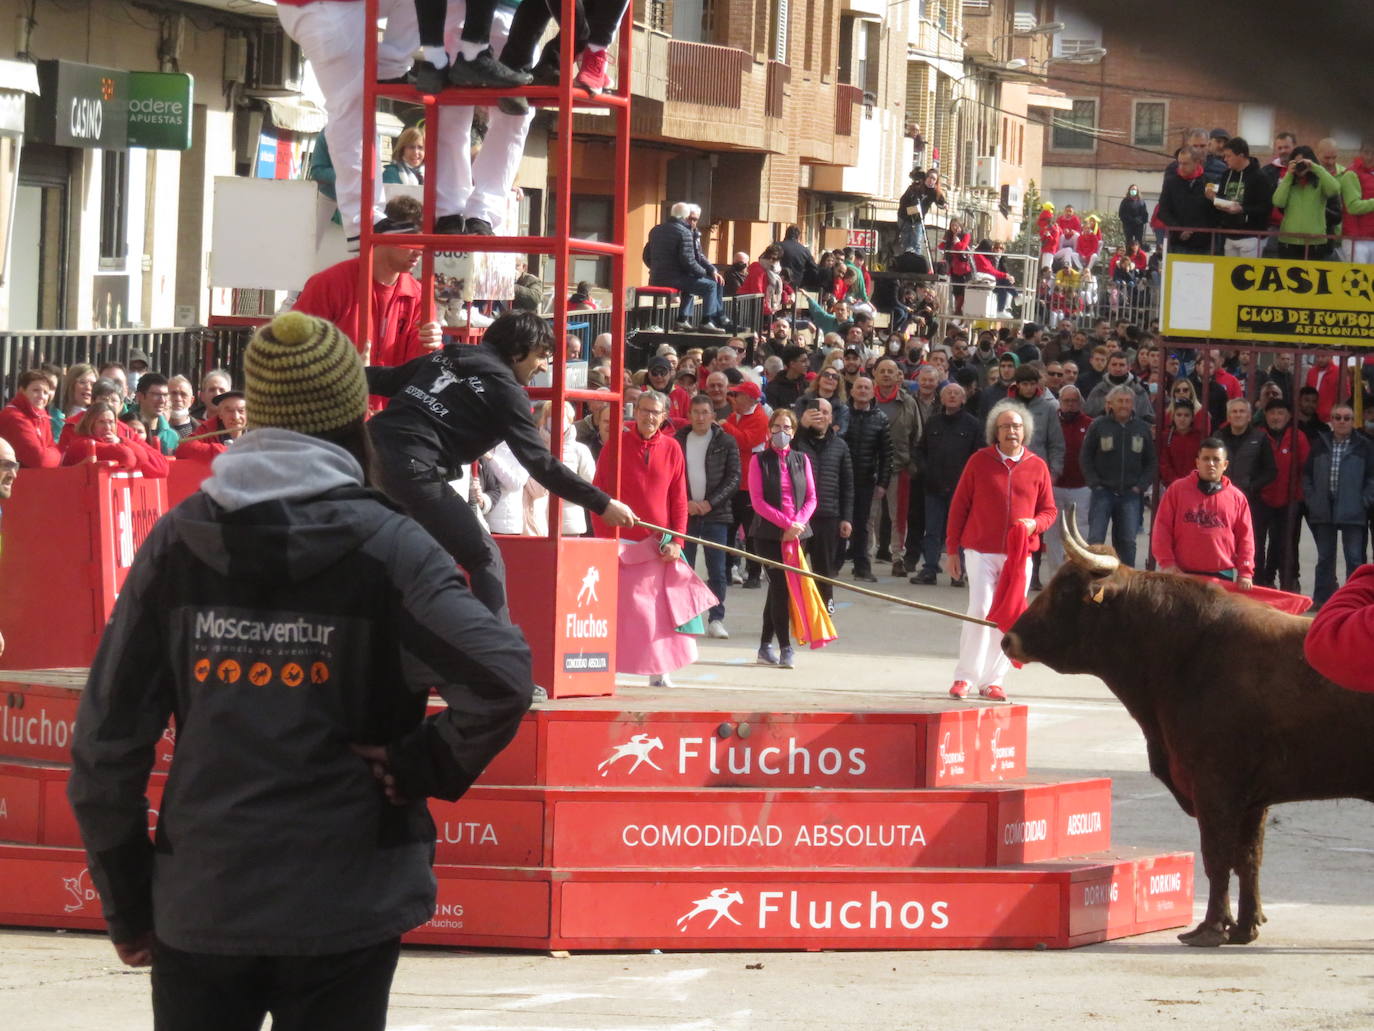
[986,520,1033,634]
[1306,362,1347,422]
[1158,424,1203,485]
[668,386,694,421]
[1305,564,1374,690]
[1075,230,1101,262]
[591,426,687,543]
[176,437,229,464]
[721,405,770,482]
[943,232,973,277]
[946,447,1056,556]
[1056,411,1093,488]
[292,258,424,409]
[1345,157,1374,240]
[741,262,775,313]
[1189,577,1312,615]
[1260,423,1310,506]
[0,394,62,468]
[1057,213,1083,235]
[1151,473,1254,578]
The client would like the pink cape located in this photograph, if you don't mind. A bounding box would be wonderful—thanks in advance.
[614,537,720,675]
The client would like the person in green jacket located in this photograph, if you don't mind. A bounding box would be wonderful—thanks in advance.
[1272,145,1341,257]
[132,374,180,456]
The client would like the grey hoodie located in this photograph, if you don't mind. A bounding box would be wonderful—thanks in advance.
[69,430,532,955]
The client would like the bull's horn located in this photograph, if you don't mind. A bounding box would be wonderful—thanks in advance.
[1062,505,1120,574]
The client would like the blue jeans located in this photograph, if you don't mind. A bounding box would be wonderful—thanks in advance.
[683,517,728,621]
[994,285,1015,311]
[676,275,722,323]
[1087,487,1143,567]
[922,492,952,574]
[1311,522,1368,607]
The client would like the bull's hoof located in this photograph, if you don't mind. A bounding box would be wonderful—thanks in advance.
[1226,923,1261,945]
[1178,922,1229,947]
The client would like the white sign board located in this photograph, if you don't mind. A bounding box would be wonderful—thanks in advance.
[209,177,319,291]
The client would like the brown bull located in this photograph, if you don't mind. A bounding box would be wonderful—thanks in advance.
[1002,511,1374,947]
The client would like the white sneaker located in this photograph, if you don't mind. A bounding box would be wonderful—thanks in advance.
[648,673,675,688]
[706,619,729,639]
[730,567,744,586]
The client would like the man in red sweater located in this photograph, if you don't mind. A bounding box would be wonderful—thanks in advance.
[1151,437,1255,589]
[945,400,1057,701]
[292,198,442,408]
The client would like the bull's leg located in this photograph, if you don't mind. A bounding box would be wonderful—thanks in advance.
[1178,808,1236,947]
[1228,805,1269,944]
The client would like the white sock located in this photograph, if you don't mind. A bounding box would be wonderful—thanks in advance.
[458,40,484,60]
[586,42,606,53]
[422,46,448,68]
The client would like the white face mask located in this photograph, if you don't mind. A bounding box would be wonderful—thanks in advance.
[771,429,792,449]
[169,407,190,422]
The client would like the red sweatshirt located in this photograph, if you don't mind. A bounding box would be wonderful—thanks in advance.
[722,405,770,483]
[946,446,1056,556]
[1151,473,1254,578]
[62,433,170,477]
[293,258,424,408]
[0,394,62,468]
[591,426,687,543]
[1306,362,1348,423]
[1305,564,1374,691]
[1076,230,1102,262]
[1158,425,1203,485]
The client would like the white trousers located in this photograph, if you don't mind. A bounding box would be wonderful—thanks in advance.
[1223,236,1263,259]
[278,0,412,234]
[953,549,1030,690]
[1044,485,1091,577]
[1352,240,1374,264]
[433,3,536,226]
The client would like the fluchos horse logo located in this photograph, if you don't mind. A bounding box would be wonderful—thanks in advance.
[676,888,745,931]
[596,733,664,777]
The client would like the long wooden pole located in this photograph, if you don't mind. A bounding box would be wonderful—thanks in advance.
[633,519,996,628]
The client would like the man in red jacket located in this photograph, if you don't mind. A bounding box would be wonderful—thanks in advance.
[721,380,770,588]
[945,400,1057,701]
[1255,399,1309,591]
[1151,437,1255,589]
[292,198,442,409]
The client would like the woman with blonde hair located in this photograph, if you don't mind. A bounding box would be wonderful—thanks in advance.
[383,125,424,186]
[797,367,850,435]
[52,362,98,439]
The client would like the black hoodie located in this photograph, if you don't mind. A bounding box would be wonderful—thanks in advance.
[68,430,533,954]
[1215,156,1276,234]
[367,340,611,514]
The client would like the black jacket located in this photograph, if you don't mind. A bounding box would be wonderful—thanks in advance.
[1157,167,1214,252]
[1216,424,1277,500]
[643,217,709,283]
[675,423,741,524]
[1118,195,1149,231]
[917,409,983,495]
[367,341,611,515]
[1215,157,1276,235]
[779,237,821,291]
[844,404,892,489]
[67,431,532,954]
[765,372,808,411]
[794,426,854,522]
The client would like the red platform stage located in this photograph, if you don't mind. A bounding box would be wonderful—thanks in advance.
[0,673,1193,952]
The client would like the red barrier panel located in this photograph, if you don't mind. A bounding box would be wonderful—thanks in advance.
[165,458,211,510]
[0,465,166,671]
[495,535,618,698]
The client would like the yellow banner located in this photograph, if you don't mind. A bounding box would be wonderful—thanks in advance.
[1162,254,1374,347]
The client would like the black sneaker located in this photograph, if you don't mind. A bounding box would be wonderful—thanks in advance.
[464,217,494,236]
[530,43,561,85]
[950,575,967,588]
[910,568,938,585]
[742,576,762,589]
[435,213,466,234]
[449,48,534,88]
[378,74,409,86]
[854,570,878,584]
[498,95,530,116]
[875,549,892,563]
[407,59,449,95]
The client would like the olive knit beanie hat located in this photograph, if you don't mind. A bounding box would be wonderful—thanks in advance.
[243,311,369,435]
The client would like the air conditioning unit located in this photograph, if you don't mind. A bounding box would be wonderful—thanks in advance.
[1001,182,1023,209]
[973,155,999,190]
[252,24,304,93]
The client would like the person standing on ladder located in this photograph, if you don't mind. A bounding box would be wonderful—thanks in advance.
[365,311,637,624]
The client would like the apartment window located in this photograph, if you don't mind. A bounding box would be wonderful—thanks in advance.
[1238,104,1275,148]
[769,0,789,63]
[1052,99,1097,151]
[1017,123,1024,165]
[99,150,129,266]
[1133,101,1166,149]
[1012,0,1036,31]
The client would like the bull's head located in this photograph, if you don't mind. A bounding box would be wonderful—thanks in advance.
[1002,506,1128,674]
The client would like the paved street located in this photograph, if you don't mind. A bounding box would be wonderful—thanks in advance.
[6,535,1374,1030]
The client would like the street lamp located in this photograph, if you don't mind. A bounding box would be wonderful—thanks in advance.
[1000,48,1108,71]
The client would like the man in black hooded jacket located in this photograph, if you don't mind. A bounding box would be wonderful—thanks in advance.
[794,397,853,609]
[366,311,636,621]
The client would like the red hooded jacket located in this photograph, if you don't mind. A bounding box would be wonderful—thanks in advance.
[1260,422,1310,507]
[1158,424,1203,486]
[0,393,62,468]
